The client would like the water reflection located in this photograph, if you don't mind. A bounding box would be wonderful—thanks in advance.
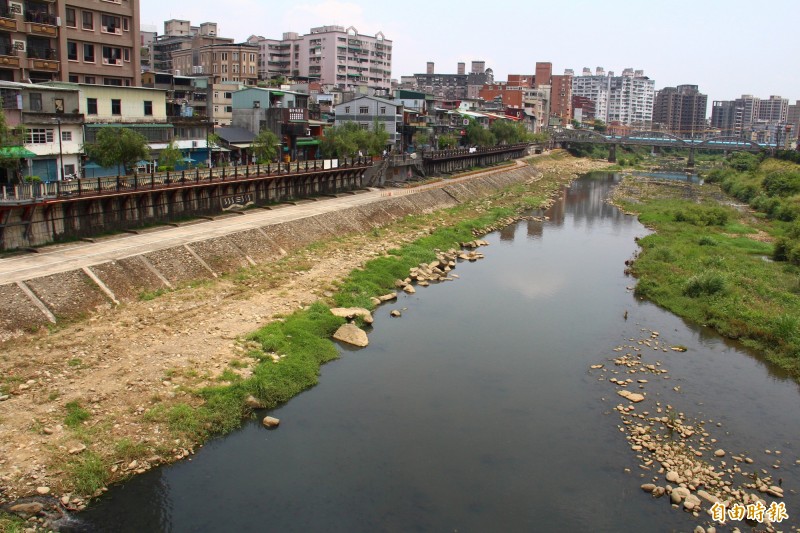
[79,172,799,532]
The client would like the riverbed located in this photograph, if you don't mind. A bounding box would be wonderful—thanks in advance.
[78,172,799,532]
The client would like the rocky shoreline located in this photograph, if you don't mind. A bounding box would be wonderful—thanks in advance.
[590,330,795,533]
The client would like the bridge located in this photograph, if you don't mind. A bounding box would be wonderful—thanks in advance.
[551,129,770,165]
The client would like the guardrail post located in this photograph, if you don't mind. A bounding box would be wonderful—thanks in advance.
[116,176,120,191]
[246,165,250,178]
[235,165,238,178]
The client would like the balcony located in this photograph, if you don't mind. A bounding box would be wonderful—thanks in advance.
[0,42,19,67]
[0,5,17,31]
[27,48,58,71]
[101,57,122,66]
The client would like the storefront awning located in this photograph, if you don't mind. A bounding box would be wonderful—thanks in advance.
[0,146,36,158]
[296,139,320,146]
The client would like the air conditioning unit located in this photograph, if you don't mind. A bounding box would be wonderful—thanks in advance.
[8,1,22,14]
[12,40,25,53]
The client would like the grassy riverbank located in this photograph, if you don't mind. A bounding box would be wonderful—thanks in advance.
[613,174,800,379]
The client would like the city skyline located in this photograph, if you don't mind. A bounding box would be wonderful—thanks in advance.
[140,0,798,105]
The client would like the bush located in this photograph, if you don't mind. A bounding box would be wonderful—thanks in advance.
[674,205,730,226]
[698,236,718,246]
[683,271,727,298]
[762,170,800,197]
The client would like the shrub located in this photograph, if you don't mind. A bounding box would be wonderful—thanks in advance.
[698,236,718,246]
[683,271,726,298]
[674,205,730,226]
[762,170,800,197]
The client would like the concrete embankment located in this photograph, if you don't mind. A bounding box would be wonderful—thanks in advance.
[0,164,541,341]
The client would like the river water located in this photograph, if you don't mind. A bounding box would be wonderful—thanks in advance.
[78,172,799,532]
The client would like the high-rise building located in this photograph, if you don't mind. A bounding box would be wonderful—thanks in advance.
[758,95,788,124]
[606,69,654,129]
[150,20,232,75]
[550,74,573,126]
[571,68,610,124]
[710,100,744,137]
[0,0,140,86]
[254,25,392,93]
[172,42,259,85]
[652,84,707,137]
[534,62,552,88]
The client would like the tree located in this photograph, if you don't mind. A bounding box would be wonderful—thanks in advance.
[466,119,496,147]
[320,122,388,159]
[158,140,182,171]
[413,130,431,149]
[0,96,27,183]
[438,134,458,149]
[592,120,607,133]
[251,128,280,164]
[489,120,531,145]
[83,127,149,175]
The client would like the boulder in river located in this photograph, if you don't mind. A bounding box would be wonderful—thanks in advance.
[333,323,369,347]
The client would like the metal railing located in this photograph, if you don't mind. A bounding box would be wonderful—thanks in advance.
[422,143,530,160]
[0,157,373,203]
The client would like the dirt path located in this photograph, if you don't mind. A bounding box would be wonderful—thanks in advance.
[0,155,607,514]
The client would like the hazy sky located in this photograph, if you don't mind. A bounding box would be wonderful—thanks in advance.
[140,0,798,104]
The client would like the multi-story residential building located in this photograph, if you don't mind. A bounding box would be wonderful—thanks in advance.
[172,42,258,86]
[571,68,611,125]
[787,100,800,144]
[0,0,140,86]
[404,61,492,101]
[44,81,169,176]
[522,86,549,132]
[572,95,596,122]
[210,81,245,126]
[149,20,232,74]
[0,80,82,181]
[710,100,744,137]
[253,25,392,92]
[758,95,788,124]
[652,84,707,137]
[550,74,572,126]
[333,95,402,147]
[606,69,654,129]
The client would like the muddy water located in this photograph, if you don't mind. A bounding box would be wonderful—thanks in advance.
[79,173,799,532]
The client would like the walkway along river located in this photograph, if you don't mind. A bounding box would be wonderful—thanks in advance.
[78,172,799,532]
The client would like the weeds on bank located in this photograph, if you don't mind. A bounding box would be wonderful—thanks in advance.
[64,401,91,428]
[0,512,25,532]
[66,451,108,495]
[618,182,800,377]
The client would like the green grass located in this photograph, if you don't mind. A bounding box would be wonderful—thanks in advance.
[64,401,91,428]
[66,451,108,496]
[617,182,800,378]
[0,512,25,532]
[139,288,169,301]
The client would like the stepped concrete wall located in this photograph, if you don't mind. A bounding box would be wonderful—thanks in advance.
[0,164,542,341]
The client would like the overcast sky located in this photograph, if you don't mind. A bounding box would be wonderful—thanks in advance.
[140,0,798,104]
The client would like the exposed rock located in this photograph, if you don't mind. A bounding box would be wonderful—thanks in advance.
[403,285,416,294]
[378,292,398,302]
[35,487,50,495]
[617,390,645,403]
[68,443,87,455]
[714,449,725,457]
[329,307,374,324]
[245,395,265,409]
[8,502,44,516]
[640,483,656,493]
[262,416,280,428]
[333,323,369,347]
[390,310,402,317]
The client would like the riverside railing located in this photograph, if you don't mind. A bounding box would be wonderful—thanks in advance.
[0,158,372,204]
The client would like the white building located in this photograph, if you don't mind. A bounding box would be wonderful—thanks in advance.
[255,26,392,93]
[333,95,402,146]
[571,67,654,128]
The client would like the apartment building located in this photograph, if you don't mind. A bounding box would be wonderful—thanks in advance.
[710,100,744,137]
[150,20,232,74]
[571,67,654,128]
[571,68,610,125]
[0,80,83,181]
[550,74,572,126]
[652,84,707,137]
[254,25,392,93]
[0,0,140,85]
[404,60,492,101]
[172,42,258,86]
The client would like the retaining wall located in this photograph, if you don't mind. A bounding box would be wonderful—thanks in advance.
[0,164,543,342]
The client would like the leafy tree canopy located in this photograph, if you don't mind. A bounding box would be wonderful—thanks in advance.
[252,128,280,164]
[83,127,149,175]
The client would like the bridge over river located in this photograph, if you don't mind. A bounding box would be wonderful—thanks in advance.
[551,129,772,166]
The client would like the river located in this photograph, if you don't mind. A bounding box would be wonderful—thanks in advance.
[77,172,799,532]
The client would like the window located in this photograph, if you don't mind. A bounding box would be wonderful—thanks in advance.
[83,43,95,62]
[344,106,350,113]
[101,14,121,34]
[104,78,122,86]
[223,92,232,99]
[111,99,121,115]
[29,93,42,111]
[68,74,79,83]
[61,131,72,142]
[221,52,227,61]
[380,106,386,114]
[63,164,76,176]
[123,48,130,62]
[232,52,238,61]
[143,100,152,116]
[225,106,232,113]
[122,18,129,31]
[84,76,95,84]
[102,46,122,65]
[26,128,54,144]
[86,98,97,114]
[65,8,76,27]
[82,11,93,30]
[359,106,369,114]
[67,41,77,61]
